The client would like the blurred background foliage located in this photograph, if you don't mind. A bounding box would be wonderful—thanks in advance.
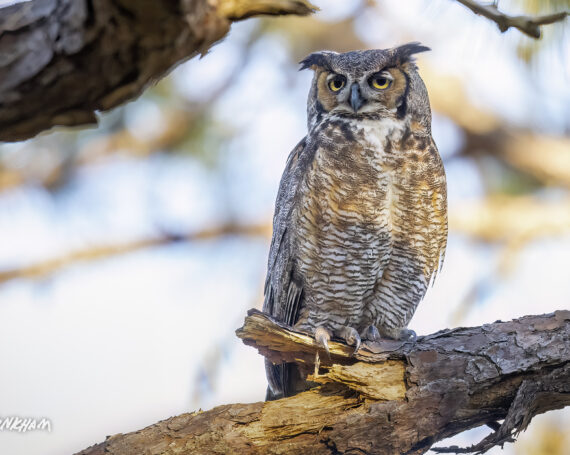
[0,0,569,454]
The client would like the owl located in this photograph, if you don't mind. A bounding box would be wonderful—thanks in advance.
[263,43,447,400]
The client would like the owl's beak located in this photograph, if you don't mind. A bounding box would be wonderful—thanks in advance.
[350,83,364,112]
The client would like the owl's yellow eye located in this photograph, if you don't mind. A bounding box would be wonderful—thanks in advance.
[370,75,391,90]
[328,75,346,92]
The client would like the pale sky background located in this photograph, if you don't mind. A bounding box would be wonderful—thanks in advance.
[0,1,569,454]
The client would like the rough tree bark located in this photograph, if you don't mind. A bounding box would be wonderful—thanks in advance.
[0,0,316,142]
[75,309,570,455]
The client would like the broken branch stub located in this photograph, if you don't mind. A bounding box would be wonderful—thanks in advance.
[236,309,570,454]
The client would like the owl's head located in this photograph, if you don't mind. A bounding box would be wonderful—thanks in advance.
[300,43,432,132]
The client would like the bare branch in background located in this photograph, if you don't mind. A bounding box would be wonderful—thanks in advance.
[0,0,316,142]
[450,196,570,243]
[454,0,568,38]
[423,66,570,188]
[0,223,270,285]
[75,309,570,455]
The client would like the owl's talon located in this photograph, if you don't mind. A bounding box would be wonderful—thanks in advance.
[399,328,417,342]
[314,327,331,355]
[339,327,361,354]
[353,337,361,354]
[378,326,417,342]
[364,325,381,342]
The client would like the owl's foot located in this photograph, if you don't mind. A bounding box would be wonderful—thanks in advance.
[399,328,417,342]
[314,326,331,355]
[363,325,381,342]
[378,326,417,342]
[338,326,361,354]
[313,326,362,354]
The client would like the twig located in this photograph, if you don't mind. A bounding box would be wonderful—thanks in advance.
[455,0,568,38]
[431,445,481,454]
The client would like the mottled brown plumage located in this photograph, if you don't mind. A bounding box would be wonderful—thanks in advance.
[263,43,447,400]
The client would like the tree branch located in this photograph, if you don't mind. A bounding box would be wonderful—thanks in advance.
[0,0,316,142]
[0,223,270,285]
[75,309,570,455]
[454,0,568,38]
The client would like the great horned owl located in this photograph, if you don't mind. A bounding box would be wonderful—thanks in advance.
[263,43,447,400]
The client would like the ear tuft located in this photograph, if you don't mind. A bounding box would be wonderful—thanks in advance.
[299,51,335,71]
[394,42,430,63]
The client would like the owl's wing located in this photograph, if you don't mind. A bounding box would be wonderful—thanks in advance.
[263,137,315,400]
[425,138,448,286]
[263,137,311,327]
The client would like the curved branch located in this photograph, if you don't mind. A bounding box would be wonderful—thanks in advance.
[454,0,568,38]
[75,309,570,455]
[0,0,316,142]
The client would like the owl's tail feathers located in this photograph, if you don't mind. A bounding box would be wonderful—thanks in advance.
[265,360,310,401]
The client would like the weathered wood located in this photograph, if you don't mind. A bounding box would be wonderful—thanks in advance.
[75,309,570,455]
[0,0,316,142]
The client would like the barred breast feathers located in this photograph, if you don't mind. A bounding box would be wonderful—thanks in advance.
[289,116,447,332]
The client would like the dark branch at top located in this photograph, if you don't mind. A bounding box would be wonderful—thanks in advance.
[0,0,316,142]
